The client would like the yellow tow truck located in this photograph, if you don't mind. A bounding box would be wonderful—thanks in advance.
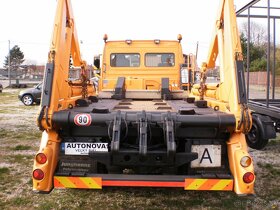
[32,0,255,195]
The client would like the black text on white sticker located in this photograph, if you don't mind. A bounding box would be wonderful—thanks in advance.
[74,114,92,126]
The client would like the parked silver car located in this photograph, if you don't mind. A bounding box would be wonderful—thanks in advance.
[18,83,42,106]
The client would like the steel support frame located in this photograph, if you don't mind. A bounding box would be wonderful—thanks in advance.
[236,0,280,107]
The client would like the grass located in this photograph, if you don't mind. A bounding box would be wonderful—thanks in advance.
[12,145,32,151]
[7,154,34,165]
[268,138,280,146]
[0,167,9,177]
[0,89,280,210]
[0,91,20,104]
[0,128,41,141]
[14,131,41,140]
[257,162,280,177]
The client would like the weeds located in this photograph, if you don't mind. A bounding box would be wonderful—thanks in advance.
[12,145,32,151]
[257,162,280,177]
[8,154,33,164]
[0,167,9,177]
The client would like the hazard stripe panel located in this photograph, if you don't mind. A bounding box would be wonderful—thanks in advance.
[54,176,102,189]
[184,178,233,191]
[102,180,185,188]
[53,176,233,191]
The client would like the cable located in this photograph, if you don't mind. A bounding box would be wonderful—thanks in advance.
[107,120,113,140]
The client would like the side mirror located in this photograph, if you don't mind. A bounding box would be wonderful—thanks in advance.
[36,83,42,90]
[94,57,100,69]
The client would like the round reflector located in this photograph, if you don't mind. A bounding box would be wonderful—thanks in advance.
[243,172,255,183]
[36,153,47,164]
[33,169,44,180]
[240,156,252,167]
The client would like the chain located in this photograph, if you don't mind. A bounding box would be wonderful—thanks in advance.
[237,104,252,134]
[81,64,88,98]
[199,63,207,100]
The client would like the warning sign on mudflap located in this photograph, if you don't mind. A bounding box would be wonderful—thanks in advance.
[74,114,92,126]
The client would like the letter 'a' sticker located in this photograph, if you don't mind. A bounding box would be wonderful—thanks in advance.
[74,114,92,126]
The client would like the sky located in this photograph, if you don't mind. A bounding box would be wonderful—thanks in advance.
[0,0,278,68]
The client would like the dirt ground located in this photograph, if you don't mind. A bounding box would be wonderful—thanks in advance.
[0,88,279,210]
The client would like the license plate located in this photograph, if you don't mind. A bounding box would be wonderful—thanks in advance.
[191,145,221,168]
[63,142,108,155]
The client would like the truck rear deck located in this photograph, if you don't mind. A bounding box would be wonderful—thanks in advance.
[51,96,235,190]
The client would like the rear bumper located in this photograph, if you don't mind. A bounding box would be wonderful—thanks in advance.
[53,174,234,191]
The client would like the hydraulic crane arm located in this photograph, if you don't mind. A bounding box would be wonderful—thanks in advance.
[192,0,251,133]
[49,0,83,66]
[207,0,225,69]
[39,0,93,130]
[34,0,94,192]
[196,0,254,195]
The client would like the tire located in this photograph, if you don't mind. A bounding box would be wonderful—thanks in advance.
[245,118,268,150]
[22,94,34,106]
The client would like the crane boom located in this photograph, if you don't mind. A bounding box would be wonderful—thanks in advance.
[191,0,254,194]
[192,0,251,133]
[39,0,94,130]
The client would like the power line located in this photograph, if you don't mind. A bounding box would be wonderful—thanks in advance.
[15,41,49,46]
[0,40,49,46]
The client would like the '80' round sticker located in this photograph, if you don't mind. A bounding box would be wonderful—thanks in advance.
[74,114,92,126]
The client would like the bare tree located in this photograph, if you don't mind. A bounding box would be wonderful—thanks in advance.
[241,21,267,45]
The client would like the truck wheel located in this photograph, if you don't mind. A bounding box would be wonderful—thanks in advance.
[22,94,34,106]
[246,118,268,150]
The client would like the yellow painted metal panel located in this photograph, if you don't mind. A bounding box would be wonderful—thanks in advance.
[185,179,233,191]
[185,179,207,190]
[210,180,233,190]
[54,176,102,189]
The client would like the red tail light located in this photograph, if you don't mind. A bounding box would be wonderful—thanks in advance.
[243,172,255,183]
[33,169,44,180]
[36,153,47,164]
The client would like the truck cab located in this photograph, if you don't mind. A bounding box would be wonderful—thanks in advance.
[100,38,184,92]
